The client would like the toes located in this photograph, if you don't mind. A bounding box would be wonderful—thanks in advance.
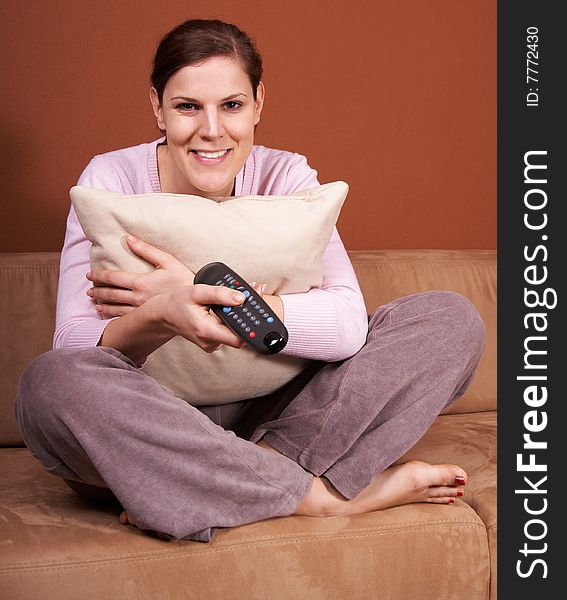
[119,510,137,527]
[452,467,468,485]
[426,497,457,505]
[439,465,468,487]
[431,486,464,498]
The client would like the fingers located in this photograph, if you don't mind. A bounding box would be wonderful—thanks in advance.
[165,283,265,353]
[250,282,266,297]
[87,285,140,307]
[87,236,174,288]
[94,303,136,318]
[125,235,177,268]
[177,286,246,350]
[207,310,246,350]
[203,317,247,349]
[87,269,138,290]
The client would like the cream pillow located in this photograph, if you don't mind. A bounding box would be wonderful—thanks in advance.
[70,181,349,405]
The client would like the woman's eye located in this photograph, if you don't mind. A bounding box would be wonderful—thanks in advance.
[224,101,242,110]
[176,103,197,111]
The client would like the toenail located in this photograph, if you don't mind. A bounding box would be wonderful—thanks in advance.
[457,490,464,496]
[454,476,466,485]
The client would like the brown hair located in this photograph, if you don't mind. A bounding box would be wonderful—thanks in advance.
[151,19,263,103]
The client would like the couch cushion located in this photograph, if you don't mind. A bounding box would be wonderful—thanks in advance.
[398,411,497,600]
[349,250,496,414]
[0,410,494,600]
[0,253,59,446]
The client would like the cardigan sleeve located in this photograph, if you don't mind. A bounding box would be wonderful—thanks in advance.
[53,157,121,349]
[277,154,369,361]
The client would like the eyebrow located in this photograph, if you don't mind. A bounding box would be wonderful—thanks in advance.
[170,93,248,102]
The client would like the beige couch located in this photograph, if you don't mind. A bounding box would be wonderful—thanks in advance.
[0,249,496,600]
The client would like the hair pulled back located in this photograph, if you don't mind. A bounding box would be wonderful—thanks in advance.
[151,19,263,103]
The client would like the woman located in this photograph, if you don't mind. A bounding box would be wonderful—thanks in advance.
[15,19,484,542]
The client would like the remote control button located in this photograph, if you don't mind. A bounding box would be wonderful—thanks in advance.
[232,314,238,320]
[267,317,274,324]
[248,331,256,339]
[215,280,223,285]
[258,308,264,313]
[245,327,251,332]
[230,285,235,289]
[237,318,242,324]
[255,320,260,326]
[240,322,246,328]
[243,290,250,298]
[250,300,257,306]
[235,281,240,286]
[222,307,231,313]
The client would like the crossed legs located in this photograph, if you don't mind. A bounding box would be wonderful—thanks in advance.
[15,291,485,541]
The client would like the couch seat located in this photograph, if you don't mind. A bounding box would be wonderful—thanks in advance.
[0,412,495,600]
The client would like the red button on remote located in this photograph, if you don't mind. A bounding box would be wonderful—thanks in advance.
[248,331,256,339]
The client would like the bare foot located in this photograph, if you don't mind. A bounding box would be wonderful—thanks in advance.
[256,440,467,517]
[296,460,466,517]
[347,460,467,515]
[119,510,137,528]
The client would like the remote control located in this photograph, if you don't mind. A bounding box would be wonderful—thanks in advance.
[193,261,288,355]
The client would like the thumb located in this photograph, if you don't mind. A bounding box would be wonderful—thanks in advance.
[193,284,246,307]
[125,235,172,268]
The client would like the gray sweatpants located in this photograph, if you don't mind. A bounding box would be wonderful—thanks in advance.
[15,291,485,542]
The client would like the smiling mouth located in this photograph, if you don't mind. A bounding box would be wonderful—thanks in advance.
[191,149,231,159]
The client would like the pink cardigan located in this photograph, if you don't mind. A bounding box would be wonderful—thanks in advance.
[54,139,368,361]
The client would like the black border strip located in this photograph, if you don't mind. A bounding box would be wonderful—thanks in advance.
[498,1,565,595]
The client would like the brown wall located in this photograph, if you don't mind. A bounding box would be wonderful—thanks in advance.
[0,0,495,252]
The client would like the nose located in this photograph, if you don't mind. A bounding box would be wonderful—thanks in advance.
[198,107,224,140]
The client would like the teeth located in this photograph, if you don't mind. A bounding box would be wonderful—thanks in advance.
[194,150,229,159]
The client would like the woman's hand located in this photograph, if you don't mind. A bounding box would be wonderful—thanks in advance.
[162,280,271,353]
[86,236,194,318]
[158,283,268,353]
[98,282,253,362]
[203,280,267,351]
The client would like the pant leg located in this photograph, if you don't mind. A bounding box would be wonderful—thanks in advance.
[236,360,328,442]
[14,347,312,542]
[248,291,486,499]
[61,398,258,509]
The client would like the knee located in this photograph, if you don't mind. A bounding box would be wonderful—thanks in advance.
[370,290,485,362]
[15,347,120,426]
[17,349,80,423]
[425,291,486,361]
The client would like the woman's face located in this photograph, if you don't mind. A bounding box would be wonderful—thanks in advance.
[150,56,265,198]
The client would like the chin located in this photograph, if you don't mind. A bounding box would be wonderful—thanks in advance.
[194,181,233,197]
